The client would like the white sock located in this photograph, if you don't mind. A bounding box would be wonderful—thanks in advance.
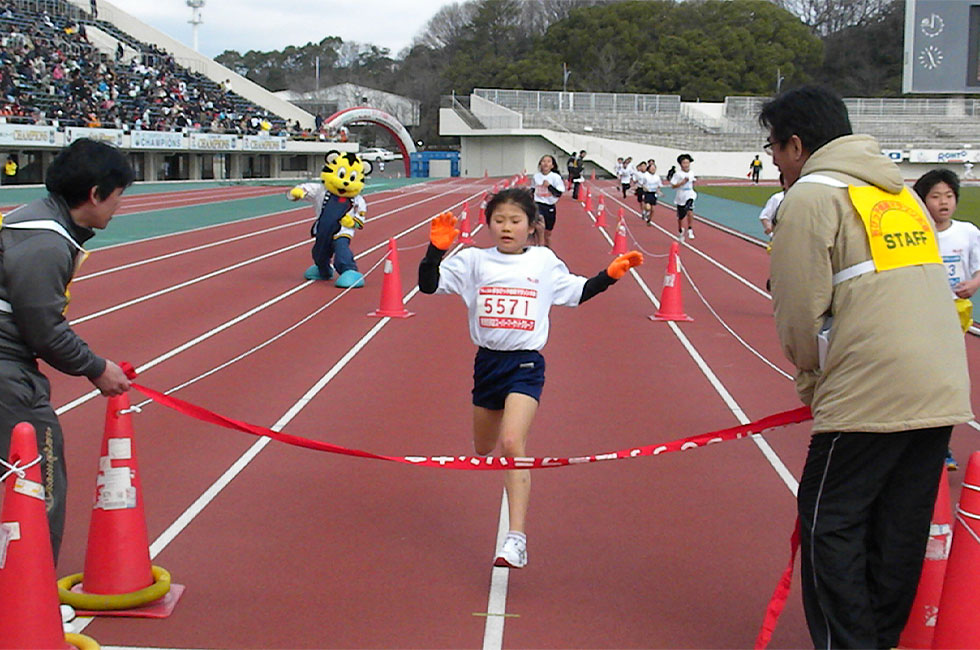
[506,531,527,543]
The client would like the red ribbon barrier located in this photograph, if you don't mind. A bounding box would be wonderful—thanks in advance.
[754,517,801,649]
[126,378,811,470]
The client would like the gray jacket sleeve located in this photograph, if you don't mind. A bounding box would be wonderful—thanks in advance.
[4,232,105,379]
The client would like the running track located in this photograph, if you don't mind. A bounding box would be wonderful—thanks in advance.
[25,177,978,648]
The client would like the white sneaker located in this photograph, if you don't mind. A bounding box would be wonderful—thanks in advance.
[687,230,695,240]
[494,533,527,569]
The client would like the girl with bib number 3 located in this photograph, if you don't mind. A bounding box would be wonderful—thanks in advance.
[419,188,642,568]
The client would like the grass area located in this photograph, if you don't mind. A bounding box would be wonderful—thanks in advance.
[699,184,980,229]
[698,185,779,208]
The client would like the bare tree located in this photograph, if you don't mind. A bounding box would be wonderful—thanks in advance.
[412,2,479,50]
[771,0,893,35]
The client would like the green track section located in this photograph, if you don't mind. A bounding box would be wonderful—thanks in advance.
[1,177,430,249]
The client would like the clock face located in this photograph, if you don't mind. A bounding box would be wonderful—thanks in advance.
[920,12,944,38]
[918,45,944,70]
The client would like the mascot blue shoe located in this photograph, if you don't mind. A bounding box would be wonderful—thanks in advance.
[304,264,333,281]
[335,269,365,288]
[287,150,373,286]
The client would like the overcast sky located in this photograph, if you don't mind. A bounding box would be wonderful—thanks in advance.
[115,0,451,58]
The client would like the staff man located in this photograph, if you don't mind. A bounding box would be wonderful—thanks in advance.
[0,139,133,563]
[760,85,971,649]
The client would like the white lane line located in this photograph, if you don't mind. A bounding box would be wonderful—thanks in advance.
[600,190,771,299]
[55,189,491,417]
[593,210,800,495]
[483,490,511,650]
[92,179,459,253]
[69,284,434,639]
[70,183,483,324]
[75,215,309,282]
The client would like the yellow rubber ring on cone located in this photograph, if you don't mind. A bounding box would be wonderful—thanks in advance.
[65,633,100,649]
[58,565,171,611]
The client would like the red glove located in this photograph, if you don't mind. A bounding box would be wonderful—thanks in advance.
[607,251,643,279]
[429,211,459,250]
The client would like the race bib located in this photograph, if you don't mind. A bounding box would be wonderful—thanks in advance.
[534,181,551,201]
[847,186,941,272]
[478,287,537,331]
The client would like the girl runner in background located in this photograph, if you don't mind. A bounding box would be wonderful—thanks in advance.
[641,161,663,225]
[532,154,564,248]
[618,156,633,198]
[418,188,643,568]
[670,153,697,240]
[633,160,647,211]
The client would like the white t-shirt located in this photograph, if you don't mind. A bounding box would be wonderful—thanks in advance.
[642,172,663,193]
[617,165,632,184]
[937,219,980,294]
[672,170,697,205]
[532,171,564,206]
[436,246,588,351]
[758,191,785,226]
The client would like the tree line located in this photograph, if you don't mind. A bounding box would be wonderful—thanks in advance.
[214,0,907,146]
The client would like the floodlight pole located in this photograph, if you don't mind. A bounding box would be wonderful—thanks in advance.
[187,0,205,52]
[776,67,785,94]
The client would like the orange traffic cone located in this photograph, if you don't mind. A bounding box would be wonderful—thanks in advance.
[584,187,593,212]
[58,394,182,618]
[898,468,953,648]
[590,169,596,181]
[0,422,97,649]
[368,239,415,319]
[594,196,607,228]
[610,216,628,255]
[483,169,488,178]
[650,242,693,322]
[459,202,474,244]
[932,451,980,648]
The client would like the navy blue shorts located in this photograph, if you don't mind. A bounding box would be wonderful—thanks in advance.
[472,348,545,410]
[676,199,694,219]
[644,191,659,205]
[535,202,557,231]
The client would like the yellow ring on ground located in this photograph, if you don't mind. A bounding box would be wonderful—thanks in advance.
[65,632,100,649]
[58,565,171,611]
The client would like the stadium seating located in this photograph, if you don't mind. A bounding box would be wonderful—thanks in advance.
[473,89,980,151]
[0,0,289,134]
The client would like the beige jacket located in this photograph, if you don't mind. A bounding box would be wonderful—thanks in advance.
[771,134,972,433]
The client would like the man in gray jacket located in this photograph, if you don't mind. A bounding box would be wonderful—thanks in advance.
[760,86,972,648]
[0,138,133,563]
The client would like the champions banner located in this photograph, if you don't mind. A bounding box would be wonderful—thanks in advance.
[125,374,813,471]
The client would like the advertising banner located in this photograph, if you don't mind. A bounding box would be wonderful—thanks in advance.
[131,130,185,150]
[189,133,238,151]
[0,123,58,147]
[65,127,124,146]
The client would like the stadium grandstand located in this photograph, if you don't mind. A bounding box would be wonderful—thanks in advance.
[2,0,979,184]
[0,0,289,134]
[442,89,980,181]
[0,0,424,182]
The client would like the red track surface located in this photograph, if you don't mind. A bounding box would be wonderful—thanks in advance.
[23,178,978,648]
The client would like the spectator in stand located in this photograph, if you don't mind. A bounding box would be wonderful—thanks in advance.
[3,154,16,184]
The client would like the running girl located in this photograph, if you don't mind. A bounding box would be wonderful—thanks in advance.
[641,161,663,225]
[670,153,697,240]
[418,188,643,569]
[633,160,647,210]
[532,154,564,248]
[618,156,633,198]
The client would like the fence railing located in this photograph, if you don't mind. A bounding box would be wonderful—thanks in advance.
[474,89,681,114]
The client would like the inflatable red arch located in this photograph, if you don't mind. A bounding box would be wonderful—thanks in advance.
[324,107,417,177]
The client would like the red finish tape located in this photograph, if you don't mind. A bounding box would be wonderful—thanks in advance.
[129,382,812,471]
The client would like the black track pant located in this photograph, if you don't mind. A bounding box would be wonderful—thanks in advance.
[797,426,951,649]
[0,361,67,564]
